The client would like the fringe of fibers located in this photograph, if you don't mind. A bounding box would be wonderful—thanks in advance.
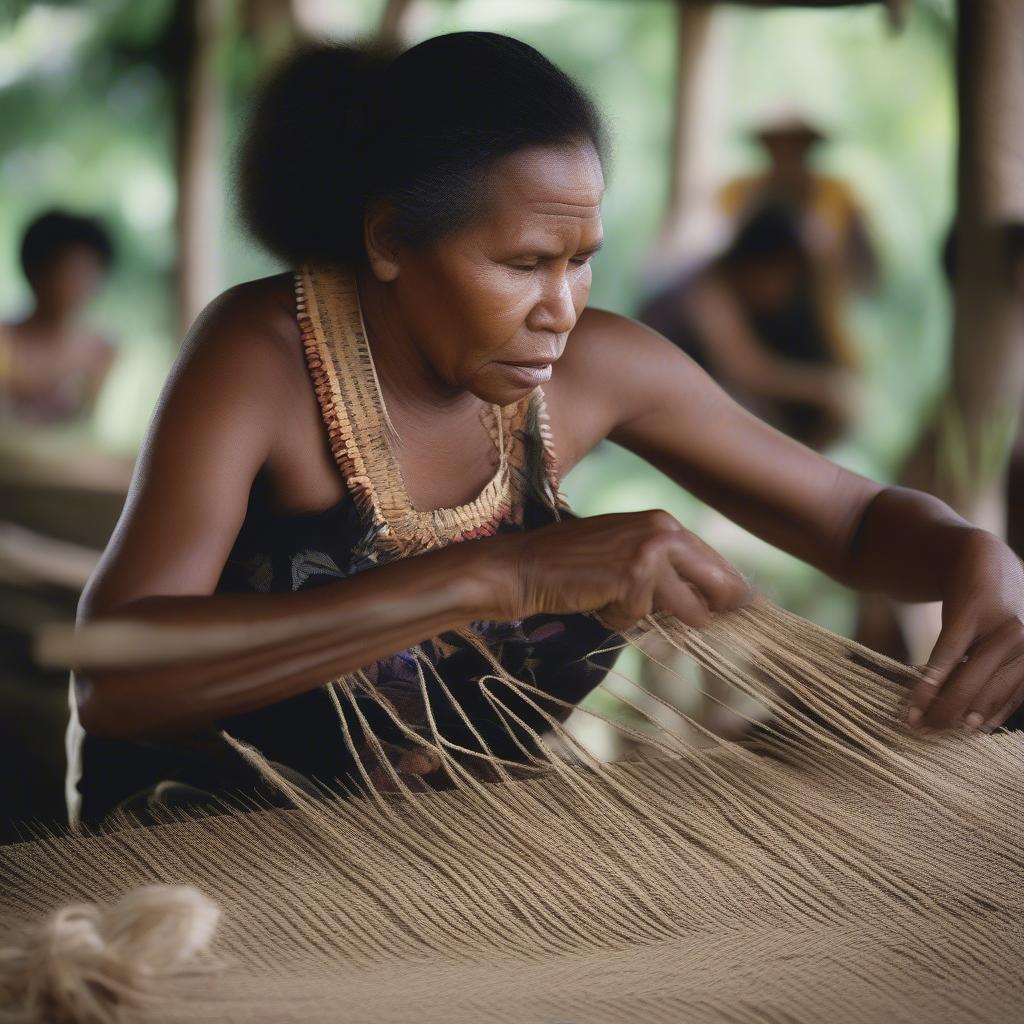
[1,598,1022,1023]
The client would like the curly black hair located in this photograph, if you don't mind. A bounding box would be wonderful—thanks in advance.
[235,31,609,268]
[20,209,114,281]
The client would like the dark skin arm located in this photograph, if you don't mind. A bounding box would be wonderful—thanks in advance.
[542,308,1024,733]
[846,490,1024,732]
[74,283,506,738]
[74,284,746,740]
[74,286,1023,742]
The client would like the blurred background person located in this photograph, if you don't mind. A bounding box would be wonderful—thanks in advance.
[716,109,880,299]
[0,209,118,427]
[636,201,861,453]
[0,209,123,841]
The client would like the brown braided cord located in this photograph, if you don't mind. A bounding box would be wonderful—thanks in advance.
[295,263,536,556]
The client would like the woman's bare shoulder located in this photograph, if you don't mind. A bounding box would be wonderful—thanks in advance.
[176,271,310,387]
[139,272,313,444]
[195,272,300,351]
[542,306,694,473]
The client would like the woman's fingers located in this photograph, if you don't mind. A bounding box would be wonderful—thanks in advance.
[980,677,1024,732]
[962,638,1024,729]
[532,509,751,631]
[917,642,1002,729]
[598,532,744,632]
[912,617,1024,730]
[907,624,972,726]
[622,511,750,615]
[653,566,713,628]
[596,540,660,631]
[665,535,751,613]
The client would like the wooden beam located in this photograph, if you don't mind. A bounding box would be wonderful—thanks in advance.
[639,2,728,288]
[638,1,884,7]
[666,3,717,225]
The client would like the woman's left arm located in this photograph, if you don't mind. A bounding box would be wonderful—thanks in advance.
[845,488,1024,733]
[555,308,1024,733]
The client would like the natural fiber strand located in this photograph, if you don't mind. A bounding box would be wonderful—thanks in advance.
[3,597,1023,1023]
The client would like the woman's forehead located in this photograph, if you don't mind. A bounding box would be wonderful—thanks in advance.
[490,142,604,203]
[480,143,604,242]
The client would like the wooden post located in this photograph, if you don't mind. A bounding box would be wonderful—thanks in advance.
[172,0,229,342]
[641,1,725,287]
[377,0,415,48]
[665,2,717,227]
[941,0,1024,531]
[880,0,1024,665]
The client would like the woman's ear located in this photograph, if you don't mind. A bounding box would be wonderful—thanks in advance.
[363,200,401,282]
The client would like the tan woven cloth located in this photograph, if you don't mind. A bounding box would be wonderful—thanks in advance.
[2,600,1023,1023]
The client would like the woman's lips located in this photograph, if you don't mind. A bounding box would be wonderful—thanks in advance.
[496,361,553,387]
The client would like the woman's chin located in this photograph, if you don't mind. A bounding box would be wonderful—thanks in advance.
[470,361,552,404]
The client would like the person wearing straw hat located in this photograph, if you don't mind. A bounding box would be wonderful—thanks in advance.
[717,108,879,301]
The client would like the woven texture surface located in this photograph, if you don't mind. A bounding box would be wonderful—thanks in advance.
[3,600,1023,1023]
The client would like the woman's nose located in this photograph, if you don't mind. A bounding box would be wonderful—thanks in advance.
[530,274,577,334]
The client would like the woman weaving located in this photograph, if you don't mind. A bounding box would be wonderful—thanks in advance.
[68,33,1024,829]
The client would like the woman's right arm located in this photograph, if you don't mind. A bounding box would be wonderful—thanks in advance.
[74,284,502,739]
[74,284,747,740]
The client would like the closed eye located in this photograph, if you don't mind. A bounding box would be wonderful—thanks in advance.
[508,253,599,272]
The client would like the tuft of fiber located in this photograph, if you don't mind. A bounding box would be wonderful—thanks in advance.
[0,885,220,1024]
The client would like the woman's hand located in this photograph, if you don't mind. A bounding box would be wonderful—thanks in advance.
[905,530,1024,733]
[484,509,753,632]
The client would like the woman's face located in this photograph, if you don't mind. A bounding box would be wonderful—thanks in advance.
[382,140,605,406]
[31,245,107,317]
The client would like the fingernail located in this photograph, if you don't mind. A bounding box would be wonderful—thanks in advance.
[963,711,984,732]
[905,707,922,726]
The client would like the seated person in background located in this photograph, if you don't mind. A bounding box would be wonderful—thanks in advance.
[717,110,879,299]
[0,209,117,426]
[636,202,861,452]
